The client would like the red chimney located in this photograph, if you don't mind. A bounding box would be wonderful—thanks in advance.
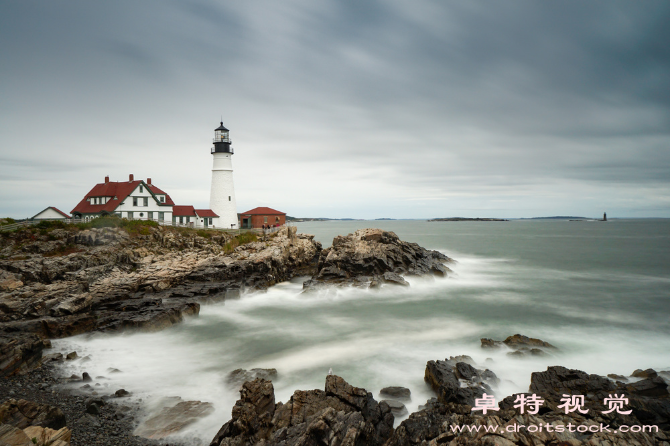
[147,178,152,185]
[129,174,134,182]
[105,176,109,184]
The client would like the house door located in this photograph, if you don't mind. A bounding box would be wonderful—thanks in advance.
[203,218,208,228]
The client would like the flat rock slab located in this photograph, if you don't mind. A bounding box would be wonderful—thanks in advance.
[134,400,214,440]
[380,399,408,417]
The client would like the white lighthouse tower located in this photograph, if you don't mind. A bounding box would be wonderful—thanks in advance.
[209,121,238,228]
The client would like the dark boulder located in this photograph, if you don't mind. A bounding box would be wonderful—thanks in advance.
[379,386,411,401]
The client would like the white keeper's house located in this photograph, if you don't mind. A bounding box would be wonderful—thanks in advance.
[70,175,222,228]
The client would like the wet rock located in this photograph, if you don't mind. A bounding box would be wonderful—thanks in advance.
[81,372,92,382]
[226,368,278,389]
[481,334,557,354]
[65,352,77,360]
[381,399,408,417]
[114,389,130,397]
[211,375,394,446]
[382,271,409,286]
[303,228,452,290]
[632,368,658,379]
[608,373,629,382]
[379,386,411,401]
[503,334,556,349]
[135,399,214,439]
[424,359,493,406]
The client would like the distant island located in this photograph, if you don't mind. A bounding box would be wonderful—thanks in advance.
[518,216,587,220]
[375,218,396,221]
[286,217,363,222]
[428,217,509,222]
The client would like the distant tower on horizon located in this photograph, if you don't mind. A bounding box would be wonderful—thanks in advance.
[603,212,607,222]
[209,121,238,228]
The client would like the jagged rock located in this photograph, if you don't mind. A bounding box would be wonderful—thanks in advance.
[210,375,394,446]
[134,399,214,439]
[226,368,278,388]
[65,352,77,360]
[0,226,323,374]
[379,386,411,401]
[303,228,452,290]
[0,334,44,378]
[0,399,66,430]
[81,372,92,382]
[424,359,495,406]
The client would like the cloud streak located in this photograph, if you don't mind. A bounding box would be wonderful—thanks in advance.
[0,0,668,218]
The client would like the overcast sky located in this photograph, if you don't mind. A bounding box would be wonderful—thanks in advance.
[1,1,669,219]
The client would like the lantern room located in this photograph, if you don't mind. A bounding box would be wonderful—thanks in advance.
[212,122,233,154]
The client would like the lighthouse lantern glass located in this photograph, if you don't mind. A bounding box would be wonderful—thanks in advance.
[215,129,230,142]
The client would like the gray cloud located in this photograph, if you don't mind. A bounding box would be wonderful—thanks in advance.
[0,0,669,218]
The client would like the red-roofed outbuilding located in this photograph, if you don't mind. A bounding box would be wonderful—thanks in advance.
[239,207,286,229]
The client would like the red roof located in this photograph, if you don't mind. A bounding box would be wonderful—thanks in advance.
[194,209,219,217]
[50,207,71,218]
[148,185,175,205]
[173,205,196,216]
[71,179,174,215]
[31,207,71,219]
[240,207,286,216]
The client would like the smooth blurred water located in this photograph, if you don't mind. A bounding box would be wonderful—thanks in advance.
[53,219,670,444]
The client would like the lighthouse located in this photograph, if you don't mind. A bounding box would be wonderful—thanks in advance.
[209,122,238,229]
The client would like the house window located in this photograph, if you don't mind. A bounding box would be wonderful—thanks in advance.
[140,185,144,193]
[128,212,134,219]
[160,196,165,203]
[179,216,183,224]
[264,217,268,223]
[148,212,153,220]
[275,216,280,222]
[228,196,231,201]
[115,212,121,217]
[158,212,164,221]
[209,218,212,225]
[143,197,148,206]
[139,213,144,217]
[133,197,138,206]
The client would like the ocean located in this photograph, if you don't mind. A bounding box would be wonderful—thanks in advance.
[52,218,670,444]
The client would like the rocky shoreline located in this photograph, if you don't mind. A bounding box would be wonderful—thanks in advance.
[4,223,668,445]
[1,223,454,444]
[207,335,670,446]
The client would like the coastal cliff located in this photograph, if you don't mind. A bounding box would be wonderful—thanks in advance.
[0,223,321,377]
[0,223,452,377]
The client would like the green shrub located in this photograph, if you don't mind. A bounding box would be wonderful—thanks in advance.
[223,231,258,254]
[36,220,66,230]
